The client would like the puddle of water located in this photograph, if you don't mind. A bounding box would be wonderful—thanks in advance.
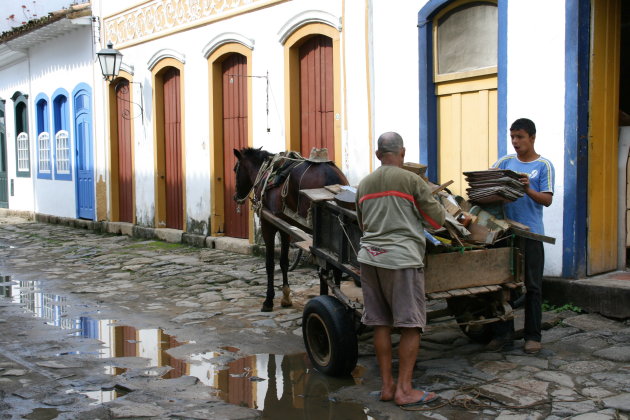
[0,277,376,419]
[22,407,61,420]
[189,352,374,419]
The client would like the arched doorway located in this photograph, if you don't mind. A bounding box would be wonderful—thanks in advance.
[73,84,95,220]
[109,76,134,223]
[221,53,249,238]
[298,35,334,159]
[153,62,185,231]
[207,42,253,239]
[283,23,341,166]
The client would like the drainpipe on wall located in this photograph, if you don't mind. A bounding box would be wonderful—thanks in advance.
[618,126,630,270]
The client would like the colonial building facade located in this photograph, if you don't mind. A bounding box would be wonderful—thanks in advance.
[0,0,627,280]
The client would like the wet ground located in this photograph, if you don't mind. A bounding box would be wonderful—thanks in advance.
[0,216,629,419]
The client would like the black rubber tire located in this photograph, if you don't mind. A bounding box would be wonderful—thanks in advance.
[302,295,358,376]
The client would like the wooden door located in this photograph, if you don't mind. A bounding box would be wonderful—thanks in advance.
[436,76,498,194]
[222,54,248,238]
[163,68,183,230]
[433,1,498,195]
[299,35,334,160]
[588,0,621,274]
[75,91,95,220]
[0,101,7,208]
[116,81,133,223]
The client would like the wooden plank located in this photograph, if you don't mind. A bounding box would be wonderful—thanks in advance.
[431,180,454,194]
[260,209,311,242]
[300,188,336,202]
[510,227,556,244]
[424,247,514,294]
[294,239,312,253]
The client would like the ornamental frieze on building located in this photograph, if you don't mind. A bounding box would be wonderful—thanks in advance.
[103,0,284,47]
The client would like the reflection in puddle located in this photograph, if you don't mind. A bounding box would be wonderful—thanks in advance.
[23,407,61,420]
[0,278,375,419]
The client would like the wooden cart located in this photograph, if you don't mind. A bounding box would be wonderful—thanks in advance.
[262,188,524,377]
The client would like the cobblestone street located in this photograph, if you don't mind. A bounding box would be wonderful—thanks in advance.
[0,216,629,419]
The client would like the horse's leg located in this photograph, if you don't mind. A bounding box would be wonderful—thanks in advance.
[279,231,292,307]
[261,220,276,312]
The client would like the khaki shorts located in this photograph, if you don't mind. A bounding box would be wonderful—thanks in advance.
[359,263,426,329]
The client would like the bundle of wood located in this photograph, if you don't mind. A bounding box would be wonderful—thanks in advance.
[463,169,526,204]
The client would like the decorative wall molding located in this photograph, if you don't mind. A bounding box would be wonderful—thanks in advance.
[104,0,285,48]
[120,62,135,75]
[202,32,254,58]
[147,49,186,71]
[277,10,341,45]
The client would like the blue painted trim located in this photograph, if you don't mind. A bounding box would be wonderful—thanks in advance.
[72,83,95,220]
[497,0,508,157]
[51,88,72,181]
[562,0,590,278]
[418,0,506,183]
[418,0,450,182]
[35,93,52,180]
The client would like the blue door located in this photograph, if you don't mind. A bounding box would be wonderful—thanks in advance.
[74,87,94,220]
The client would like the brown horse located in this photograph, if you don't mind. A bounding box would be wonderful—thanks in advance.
[233,147,349,312]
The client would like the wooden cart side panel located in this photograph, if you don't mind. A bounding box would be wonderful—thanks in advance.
[424,247,514,293]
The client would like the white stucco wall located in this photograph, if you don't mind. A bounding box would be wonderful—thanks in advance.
[371,0,423,170]
[0,60,33,212]
[29,25,96,218]
[94,0,350,231]
[506,1,565,277]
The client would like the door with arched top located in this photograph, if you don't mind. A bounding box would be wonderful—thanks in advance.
[222,53,249,238]
[115,80,134,223]
[299,35,334,160]
[162,68,183,230]
[434,1,498,195]
[74,87,94,220]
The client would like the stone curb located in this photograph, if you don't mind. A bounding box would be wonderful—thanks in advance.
[0,209,254,256]
[543,276,630,319]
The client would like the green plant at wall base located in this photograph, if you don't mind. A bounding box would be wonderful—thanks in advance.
[542,301,583,313]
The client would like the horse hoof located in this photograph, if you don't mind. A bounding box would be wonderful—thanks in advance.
[281,286,292,307]
[261,304,273,312]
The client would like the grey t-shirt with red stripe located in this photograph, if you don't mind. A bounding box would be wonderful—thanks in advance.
[355,165,445,269]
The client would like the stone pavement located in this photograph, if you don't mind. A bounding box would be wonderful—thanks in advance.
[0,216,629,419]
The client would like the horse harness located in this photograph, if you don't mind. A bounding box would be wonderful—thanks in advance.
[237,151,310,220]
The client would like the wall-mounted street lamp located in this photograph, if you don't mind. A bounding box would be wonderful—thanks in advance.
[96,41,122,81]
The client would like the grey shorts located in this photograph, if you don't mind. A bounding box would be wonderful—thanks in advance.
[359,263,426,329]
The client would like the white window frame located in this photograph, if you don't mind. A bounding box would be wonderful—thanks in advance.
[16,132,29,172]
[55,130,70,174]
[38,132,51,173]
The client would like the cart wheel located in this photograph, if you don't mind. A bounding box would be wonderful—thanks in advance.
[288,242,303,271]
[303,295,358,376]
[447,295,495,344]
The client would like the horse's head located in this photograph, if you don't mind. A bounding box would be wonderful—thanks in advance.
[233,147,273,202]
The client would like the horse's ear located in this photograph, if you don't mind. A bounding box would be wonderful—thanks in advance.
[233,149,242,160]
[256,146,263,151]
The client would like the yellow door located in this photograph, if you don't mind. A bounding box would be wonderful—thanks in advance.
[436,75,498,194]
[588,0,621,275]
[433,1,498,196]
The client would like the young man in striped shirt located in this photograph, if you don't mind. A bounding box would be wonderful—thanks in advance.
[355,132,445,408]
[487,118,555,354]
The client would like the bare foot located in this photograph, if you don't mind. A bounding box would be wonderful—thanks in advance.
[380,383,396,401]
[394,389,438,406]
